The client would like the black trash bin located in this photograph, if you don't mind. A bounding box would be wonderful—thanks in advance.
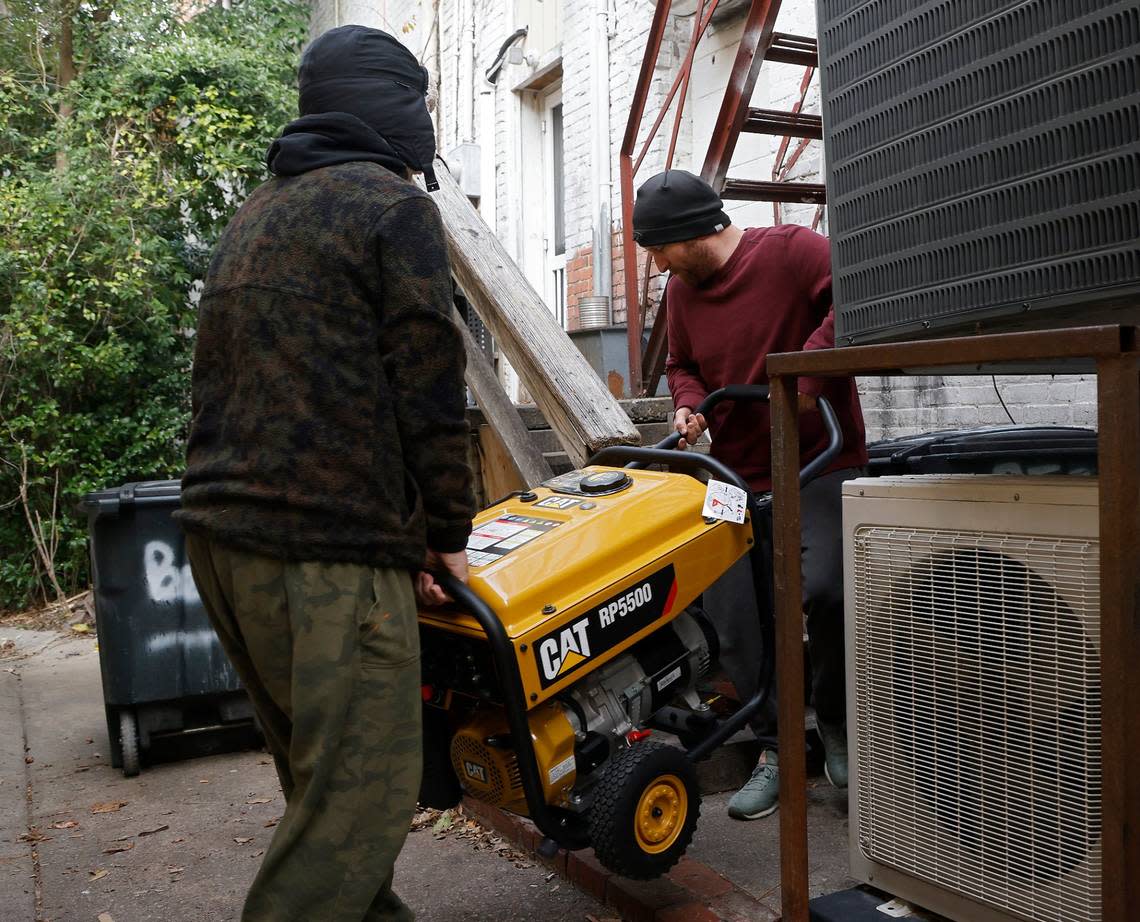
[866,425,1098,478]
[81,480,256,776]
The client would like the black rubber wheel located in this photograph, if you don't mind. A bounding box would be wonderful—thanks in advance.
[119,709,140,778]
[588,740,700,880]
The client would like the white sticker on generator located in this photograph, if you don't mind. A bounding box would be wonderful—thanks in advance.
[548,755,576,785]
[656,666,682,692]
[702,479,747,524]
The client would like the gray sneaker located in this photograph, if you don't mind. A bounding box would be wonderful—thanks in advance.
[727,750,779,820]
[817,720,848,789]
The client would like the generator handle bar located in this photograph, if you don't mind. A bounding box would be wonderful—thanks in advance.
[435,574,592,851]
[638,385,771,457]
[607,392,842,490]
[589,445,753,496]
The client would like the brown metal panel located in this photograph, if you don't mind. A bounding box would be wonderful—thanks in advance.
[767,325,1133,377]
[701,0,784,190]
[770,373,810,922]
[1096,351,1140,922]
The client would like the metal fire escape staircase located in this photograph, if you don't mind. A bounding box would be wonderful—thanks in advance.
[620,0,823,396]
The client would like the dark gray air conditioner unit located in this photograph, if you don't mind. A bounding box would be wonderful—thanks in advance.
[818,0,1140,346]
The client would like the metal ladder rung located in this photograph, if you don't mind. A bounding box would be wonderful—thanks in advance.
[742,108,823,139]
[767,32,818,68]
[721,179,827,204]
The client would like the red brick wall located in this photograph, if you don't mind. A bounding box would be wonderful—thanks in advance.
[565,245,592,331]
[566,229,664,332]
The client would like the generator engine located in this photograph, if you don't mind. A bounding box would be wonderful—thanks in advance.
[445,611,714,812]
[561,611,712,756]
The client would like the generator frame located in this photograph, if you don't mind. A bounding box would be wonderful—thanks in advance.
[440,385,842,854]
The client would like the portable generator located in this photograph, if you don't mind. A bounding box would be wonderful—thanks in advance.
[418,386,840,879]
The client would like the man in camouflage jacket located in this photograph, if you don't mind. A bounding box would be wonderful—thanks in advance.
[178,25,475,922]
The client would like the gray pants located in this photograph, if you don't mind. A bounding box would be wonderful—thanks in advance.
[704,467,859,739]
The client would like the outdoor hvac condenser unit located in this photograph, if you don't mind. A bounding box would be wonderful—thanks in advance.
[817,1,1140,345]
[842,476,1101,922]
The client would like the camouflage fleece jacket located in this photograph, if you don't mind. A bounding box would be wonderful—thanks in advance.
[177,161,476,568]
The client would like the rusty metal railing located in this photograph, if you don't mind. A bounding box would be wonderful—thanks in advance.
[619,0,788,395]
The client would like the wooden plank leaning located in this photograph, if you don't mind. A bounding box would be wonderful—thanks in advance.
[451,307,553,489]
[429,160,640,467]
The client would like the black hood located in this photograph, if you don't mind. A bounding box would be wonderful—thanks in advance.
[267,112,408,178]
[268,25,438,187]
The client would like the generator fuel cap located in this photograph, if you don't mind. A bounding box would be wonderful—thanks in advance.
[580,471,632,495]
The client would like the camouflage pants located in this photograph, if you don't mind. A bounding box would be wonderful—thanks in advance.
[185,533,422,922]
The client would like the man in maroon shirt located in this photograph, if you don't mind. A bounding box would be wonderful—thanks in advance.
[633,169,868,820]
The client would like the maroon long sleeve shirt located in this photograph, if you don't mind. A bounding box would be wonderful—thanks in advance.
[664,224,867,492]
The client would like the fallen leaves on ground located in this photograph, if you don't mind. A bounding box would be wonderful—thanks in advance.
[18,827,51,844]
[167,866,185,874]
[50,820,79,830]
[91,802,128,814]
[69,623,90,634]
[233,837,253,845]
[102,842,134,855]
[88,869,110,882]
[411,807,534,869]
[0,639,16,657]
[97,913,116,922]
[264,818,279,828]
[245,797,272,805]
[138,824,168,837]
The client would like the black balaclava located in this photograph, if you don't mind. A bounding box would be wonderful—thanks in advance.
[632,170,731,247]
[267,25,439,189]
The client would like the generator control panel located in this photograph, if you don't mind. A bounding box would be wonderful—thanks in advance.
[543,469,633,497]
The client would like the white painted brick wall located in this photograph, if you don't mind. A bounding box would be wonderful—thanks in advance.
[858,375,1099,442]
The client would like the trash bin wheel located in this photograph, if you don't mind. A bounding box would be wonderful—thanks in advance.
[588,740,699,880]
[119,709,140,777]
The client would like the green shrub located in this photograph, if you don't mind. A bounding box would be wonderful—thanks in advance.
[0,0,308,610]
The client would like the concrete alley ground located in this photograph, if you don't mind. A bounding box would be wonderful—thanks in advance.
[0,627,854,921]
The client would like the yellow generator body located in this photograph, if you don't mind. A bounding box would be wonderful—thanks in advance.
[419,466,751,705]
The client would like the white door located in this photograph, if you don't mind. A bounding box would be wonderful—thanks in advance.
[542,87,567,328]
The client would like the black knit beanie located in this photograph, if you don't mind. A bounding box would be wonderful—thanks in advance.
[632,170,731,246]
[298,25,438,189]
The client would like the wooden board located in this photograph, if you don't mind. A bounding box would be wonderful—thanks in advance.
[453,307,552,489]
[477,425,527,503]
[429,161,640,467]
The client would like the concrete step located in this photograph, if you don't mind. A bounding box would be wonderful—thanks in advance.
[526,420,672,455]
[467,396,673,432]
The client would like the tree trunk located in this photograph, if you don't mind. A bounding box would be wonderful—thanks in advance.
[56,1,77,172]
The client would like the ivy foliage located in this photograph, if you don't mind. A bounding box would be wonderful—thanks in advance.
[1,0,308,610]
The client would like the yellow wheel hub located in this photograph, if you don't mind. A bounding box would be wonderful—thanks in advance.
[634,774,688,854]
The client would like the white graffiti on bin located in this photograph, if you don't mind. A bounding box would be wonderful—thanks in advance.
[144,541,201,605]
[145,629,218,655]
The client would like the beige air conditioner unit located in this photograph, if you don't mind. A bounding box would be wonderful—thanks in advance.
[842,475,1101,922]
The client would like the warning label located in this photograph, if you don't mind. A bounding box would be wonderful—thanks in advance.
[465,514,561,568]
